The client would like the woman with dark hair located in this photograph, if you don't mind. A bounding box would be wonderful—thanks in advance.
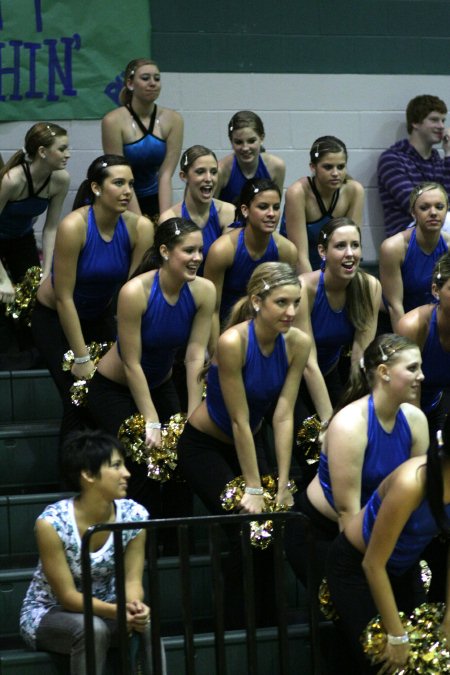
[19,429,165,675]
[215,110,285,205]
[283,135,364,272]
[327,416,450,674]
[380,181,449,331]
[31,154,153,441]
[102,58,183,218]
[159,145,235,275]
[87,217,215,517]
[204,178,296,350]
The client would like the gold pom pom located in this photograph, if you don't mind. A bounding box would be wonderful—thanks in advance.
[296,415,322,464]
[5,266,42,326]
[63,342,113,405]
[318,578,339,621]
[219,475,297,549]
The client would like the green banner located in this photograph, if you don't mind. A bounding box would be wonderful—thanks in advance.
[0,0,151,120]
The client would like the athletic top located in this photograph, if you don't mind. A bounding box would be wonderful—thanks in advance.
[206,319,288,438]
[122,104,166,198]
[20,498,148,648]
[118,271,197,388]
[319,395,412,510]
[53,206,131,320]
[311,271,354,373]
[401,228,447,313]
[181,200,221,276]
[0,163,50,240]
[220,229,279,324]
[421,306,450,412]
[306,177,340,270]
[363,489,450,575]
[219,155,271,205]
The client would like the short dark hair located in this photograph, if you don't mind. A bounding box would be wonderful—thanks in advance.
[61,429,125,491]
[406,95,447,134]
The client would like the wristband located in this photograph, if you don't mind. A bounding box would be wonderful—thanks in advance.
[145,422,161,430]
[73,354,90,364]
[244,486,264,495]
[387,633,409,646]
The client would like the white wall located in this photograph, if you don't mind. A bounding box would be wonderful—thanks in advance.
[4,73,450,264]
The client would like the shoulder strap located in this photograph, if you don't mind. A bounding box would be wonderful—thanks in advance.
[308,176,340,217]
[126,103,157,137]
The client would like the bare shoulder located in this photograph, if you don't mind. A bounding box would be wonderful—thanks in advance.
[263,152,285,171]
[332,397,367,434]
[158,204,181,224]
[102,105,128,127]
[158,106,183,131]
[120,271,154,305]
[344,178,364,196]
[286,176,308,198]
[300,269,320,293]
[218,154,234,171]
[380,230,408,258]
[286,325,311,353]
[274,232,297,260]
[214,198,235,224]
[217,322,247,359]
[400,401,428,428]
[190,276,216,303]
[50,168,70,192]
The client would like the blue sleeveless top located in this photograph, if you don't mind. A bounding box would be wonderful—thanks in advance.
[206,320,288,438]
[401,228,447,313]
[118,271,196,388]
[319,395,412,510]
[181,200,222,276]
[363,489,450,575]
[310,272,354,374]
[0,163,50,239]
[123,135,166,198]
[219,155,271,205]
[421,306,450,412]
[56,207,131,320]
[220,229,279,324]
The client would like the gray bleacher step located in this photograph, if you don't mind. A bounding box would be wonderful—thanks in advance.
[10,369,62,423]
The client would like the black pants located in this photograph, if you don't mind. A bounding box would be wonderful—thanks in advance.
[87,370,193,521]
[31,300,116,443]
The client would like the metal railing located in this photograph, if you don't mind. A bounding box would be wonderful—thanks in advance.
[81,511,322,675]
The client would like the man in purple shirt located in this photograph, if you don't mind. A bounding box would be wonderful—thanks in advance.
[378,95,450,236]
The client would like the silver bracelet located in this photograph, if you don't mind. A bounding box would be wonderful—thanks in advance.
[387,633,409,646]
[145,422,161,430]
[244,486,264,495]
[73,354,90,364]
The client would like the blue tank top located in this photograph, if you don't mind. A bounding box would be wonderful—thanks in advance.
[421,307,450,412]
[181,200,222,276]
[122,105,166,199]
[121,271,196,388]
[206,320,288,438]
[401,228,447,313]
[0,163,50,240]
[62,207,131,320]
[319,395,412,510]
[220,229,279,324]
[219,155,271,205]
[363,489,450,575]
[310,272,354,374]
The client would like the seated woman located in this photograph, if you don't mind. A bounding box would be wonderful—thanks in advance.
[286,334,429,587]
[178,262,311,626]
[215,110,285,205]
[380,181,449,331]
[283,135,364,272]
[31,155,153,442]
[293,217,381,440]
[19,429,164,675]
[327,419,450,674]
[159,145,235,275]
[87,217,215,519]
[102,57,183,219]
[204,178,297,351]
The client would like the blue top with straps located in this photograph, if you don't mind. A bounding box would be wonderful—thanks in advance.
[421,306,450,412]
[401,227,447,313]
[0,163,50,240]
[181,200,222,276]
[220,229,279,324]
[319,394,412,510]
[219,155,271,205]
[311,271,354,374]
[206,319,288,438]
[122,104,166,198]
[363,489,450,575]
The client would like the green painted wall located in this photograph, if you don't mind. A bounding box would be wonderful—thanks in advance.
[151,0,450,74]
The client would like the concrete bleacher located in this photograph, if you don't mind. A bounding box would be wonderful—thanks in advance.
[0,368,320,674]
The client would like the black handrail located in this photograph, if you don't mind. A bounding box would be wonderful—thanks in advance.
[81,510,322,675]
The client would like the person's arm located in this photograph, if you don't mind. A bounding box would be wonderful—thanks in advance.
[41,171,70,280]
[157,110,184,214]
[272,329,311,506]
[203,233,235,354]
[52,213,95,380]
[275,233,299,268]
[396,307,428,352]
[124,530,150,632]
[214,155,233,198]
[266,154,286,195]
[441,547,450,641]
[379,235,406,332]
[327,405,367,531]
[117,277,161,448]
[184,279,216,416]
[345,180,365,226]
[402,404,429,457]
[377,150,416,219]
[215,200,236,230]
[350,276,382,370]
[0,172,25,301]
[284,181,312,274]
[128,214,154,277]
[361,468,425,671]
